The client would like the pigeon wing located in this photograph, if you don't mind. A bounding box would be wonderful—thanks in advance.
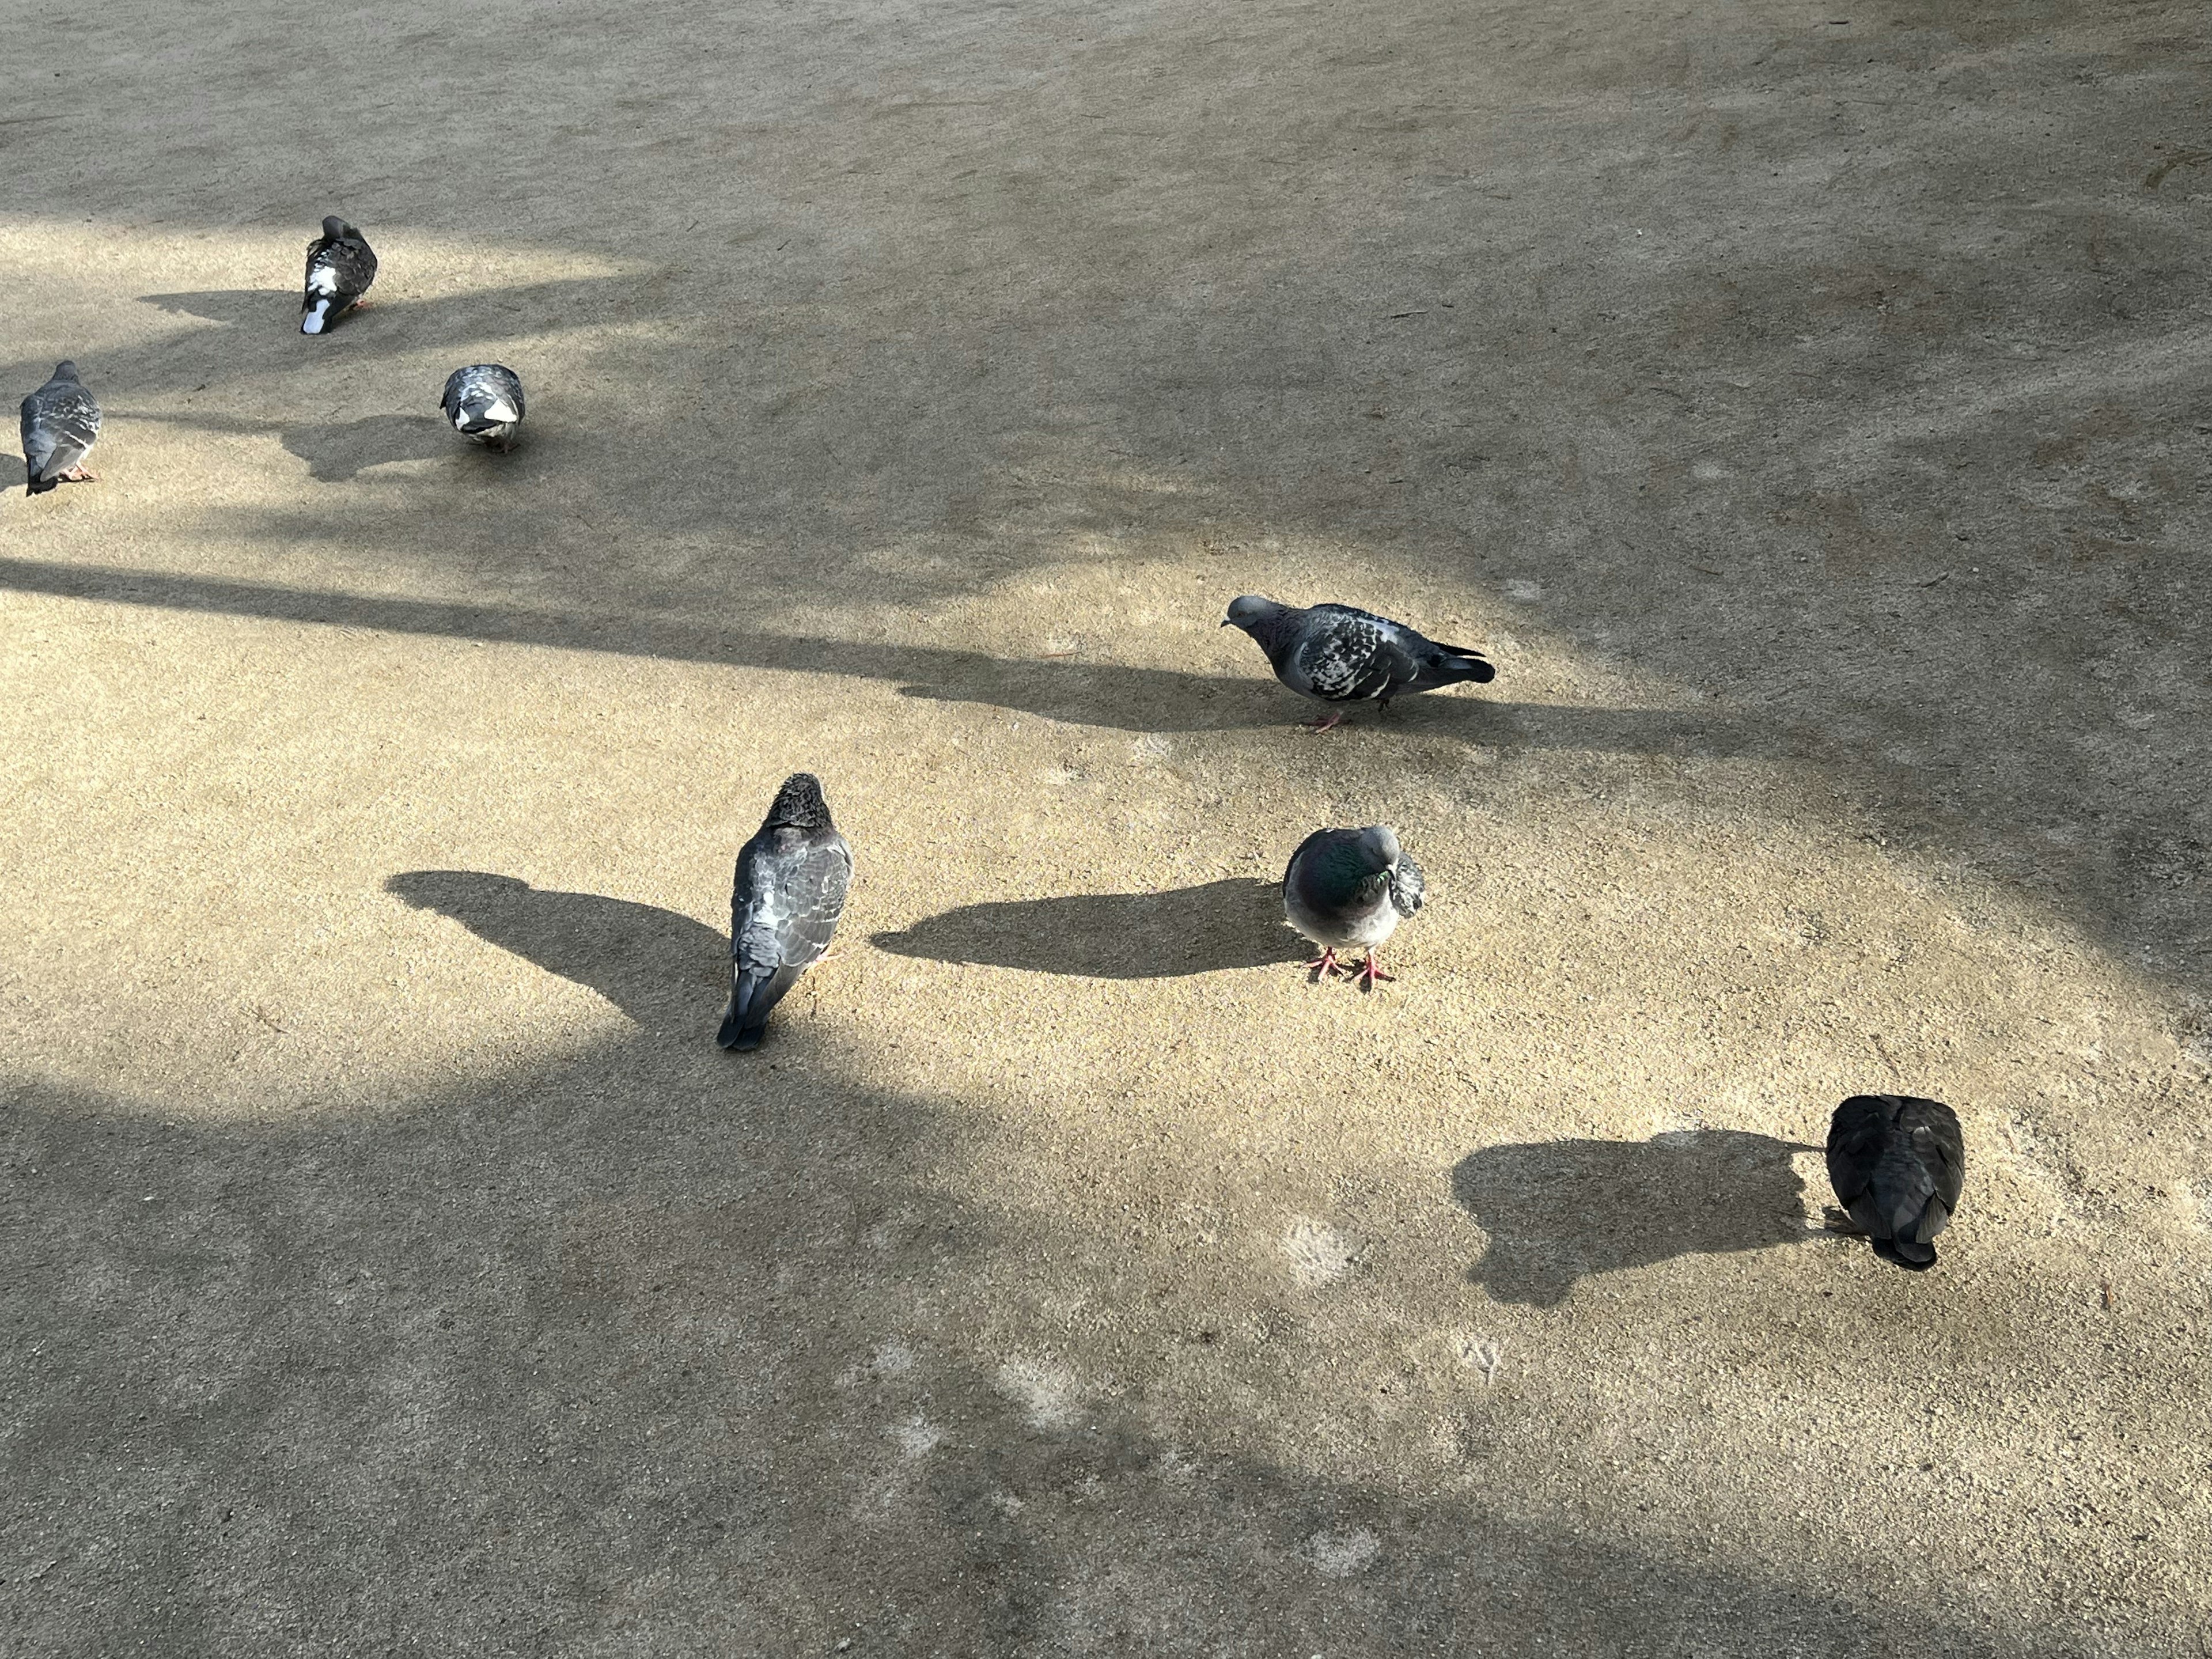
[22,382,100,479]
[1302,605,1425,700]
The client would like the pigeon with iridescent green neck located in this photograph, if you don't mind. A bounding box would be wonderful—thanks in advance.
[1282,825,1423,987]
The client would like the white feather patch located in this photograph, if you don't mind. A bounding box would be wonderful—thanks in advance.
[482,399,517,423]
[307,266,340,294]
[301,300,330,334]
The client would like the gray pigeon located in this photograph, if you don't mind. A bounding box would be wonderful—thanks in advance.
[20,362,101,496]
[1223,596,1494,730]
[1825,1093,1965,1271]
[717,772,853,1051]
[301,215,377,334]
[440,364,525,451]
[1283,825,1423,987]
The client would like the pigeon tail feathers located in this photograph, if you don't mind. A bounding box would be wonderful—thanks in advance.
[301,300,331,334]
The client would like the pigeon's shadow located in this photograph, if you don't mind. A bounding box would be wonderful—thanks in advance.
[139,289,295,328]
[870,878,1304,978]
[386,871,721,1027]
[2,453,23,490]
[1452,1130,1821,1306]
[283,415,454,482]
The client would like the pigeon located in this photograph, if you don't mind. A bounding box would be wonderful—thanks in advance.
[1222,596,1494,731]
[20,362,101,495]
[717,772,853,1052]
[301,215,377,334]
[440,364,525,451]
[1825,1093,1965,1271]
[1282,825,1423,988]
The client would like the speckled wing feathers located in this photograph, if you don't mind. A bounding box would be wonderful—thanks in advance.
[20,369,100,493]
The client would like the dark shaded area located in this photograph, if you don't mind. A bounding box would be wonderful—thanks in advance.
[139,289,295,328]
[1453,1130,1820,1306]
[871,877,1304,978]
[1,1057,2092,1658]
[279,414,453,481]
[0,555,1755,749]
[385,870,721,1028]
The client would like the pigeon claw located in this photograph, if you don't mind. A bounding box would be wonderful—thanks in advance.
[1356,950,1396,990]
[1304,948,1346,981]
[1299,711,1346,733]
[60,467,98,483]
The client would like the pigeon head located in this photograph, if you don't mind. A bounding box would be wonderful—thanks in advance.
[51,361,78,381]
[762,772,833,830]
[321,215,351,239]
[1355,825,1402,870]
[1222,594,1283,631]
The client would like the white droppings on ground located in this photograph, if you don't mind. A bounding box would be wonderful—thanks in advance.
[995,1357,1082,1429]
[1502,578,1544,603]
[1281,1217,1358,1287]
[872,1340,917,1376]
[889,1415,943,1458]
[1308,1527,1381,1576]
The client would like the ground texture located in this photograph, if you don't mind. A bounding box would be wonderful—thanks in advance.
[5,0,2211,1653]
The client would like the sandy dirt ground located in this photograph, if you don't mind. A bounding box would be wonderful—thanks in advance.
[5,0,2211,1653]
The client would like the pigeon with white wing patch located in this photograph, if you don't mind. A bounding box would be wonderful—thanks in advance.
[300,216,377,335]
[20,362,102,495]
[441,364,526,452]
[1223,595,1494,731]
[717,773,854,1052]
[1283,825,1423,988]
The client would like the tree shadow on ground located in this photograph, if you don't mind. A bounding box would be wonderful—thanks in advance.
[0,555,1758,749]
[871,877,1304,978]
[385,871,721,1028]
[1,1060,2093,1658]
[1453,1130,1821,1306]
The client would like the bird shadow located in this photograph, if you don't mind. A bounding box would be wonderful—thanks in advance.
[870,877,1304,978]
[282,415,455,482]
[1452,1130,1822,1306]
[385,871,721,1028]
[139,289,296,328]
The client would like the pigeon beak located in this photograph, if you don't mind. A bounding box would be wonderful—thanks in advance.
[1219,618,1232,628]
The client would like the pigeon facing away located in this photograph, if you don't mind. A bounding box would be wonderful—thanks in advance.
[1224,596,1494,731]
[718,773,854,1052]
[441,364,526,451]
[1826,1093,1965,1271]
[1283,825,1423,987]
[301,215,377,334]
[20,361,101,496]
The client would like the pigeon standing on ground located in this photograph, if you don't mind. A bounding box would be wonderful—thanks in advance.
[19,362,101,495]
[1825,1093,1965,1271]
[300,216,377,334]
[440,364,526,451]
[717,773,854,1052]
[1222,596,1495,731]
[1283,825,1423,988]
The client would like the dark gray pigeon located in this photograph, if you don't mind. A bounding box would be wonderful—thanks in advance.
[20,362,101,496]
[1283,825,1423,987]
[717,773,853,1052]
[441,363,525,451]
[1825,1093,1965,1271]
[301,215,377,334]
[1224,595,1494,730]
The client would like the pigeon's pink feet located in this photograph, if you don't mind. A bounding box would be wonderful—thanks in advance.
[1356,950,1396,990]
[60,467,97,482]
[1304,948,1346,981]
[1299,712,1345,733]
